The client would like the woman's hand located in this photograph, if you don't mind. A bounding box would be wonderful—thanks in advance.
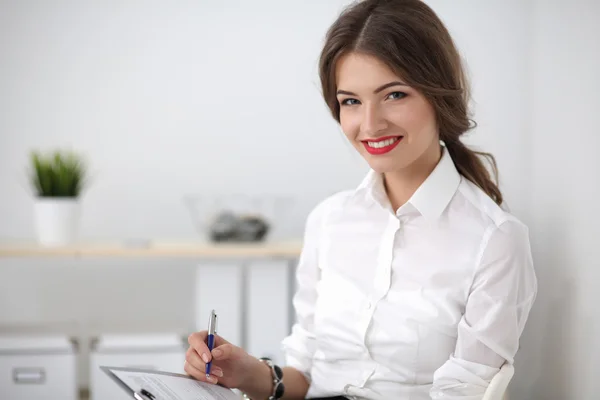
[185,330,263,389]
[186,330,311,399]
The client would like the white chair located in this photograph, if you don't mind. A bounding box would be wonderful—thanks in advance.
[482,363,514,400]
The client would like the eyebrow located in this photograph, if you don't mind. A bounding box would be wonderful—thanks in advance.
[336,81,408,96]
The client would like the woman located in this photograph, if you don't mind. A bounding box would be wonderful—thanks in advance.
[185,1,537,399]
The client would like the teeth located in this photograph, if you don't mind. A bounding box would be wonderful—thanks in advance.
[367,137,400,148]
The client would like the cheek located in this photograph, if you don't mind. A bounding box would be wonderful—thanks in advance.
[389,100,436,137]
[339,110,360,140]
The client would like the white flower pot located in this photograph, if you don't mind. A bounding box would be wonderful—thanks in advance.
[34,198,81,246]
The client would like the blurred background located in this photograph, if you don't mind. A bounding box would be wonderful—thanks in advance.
[0,0,598,399]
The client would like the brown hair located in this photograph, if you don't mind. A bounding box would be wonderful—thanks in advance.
[318,0,503,205]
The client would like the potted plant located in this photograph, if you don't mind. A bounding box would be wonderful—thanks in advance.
[29,150,87,246]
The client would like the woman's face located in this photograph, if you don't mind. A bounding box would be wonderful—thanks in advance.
[335,52,440,175]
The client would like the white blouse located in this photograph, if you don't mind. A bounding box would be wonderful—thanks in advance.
[281,147,537,400]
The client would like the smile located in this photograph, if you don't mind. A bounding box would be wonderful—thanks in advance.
[361,136,403,155]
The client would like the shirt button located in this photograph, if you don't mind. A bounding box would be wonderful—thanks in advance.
[366,301,372,310]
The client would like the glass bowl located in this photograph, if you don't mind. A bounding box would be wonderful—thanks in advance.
[183,194,294,243]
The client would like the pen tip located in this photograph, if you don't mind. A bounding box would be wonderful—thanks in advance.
[206,374,210,379]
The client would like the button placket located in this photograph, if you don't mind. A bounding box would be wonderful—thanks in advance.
[359,300,375,336]
[373,216,398,297]
[362,216,399,345]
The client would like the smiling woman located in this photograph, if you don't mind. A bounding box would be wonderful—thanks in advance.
[319,1,503,211]
[184,1,537,400]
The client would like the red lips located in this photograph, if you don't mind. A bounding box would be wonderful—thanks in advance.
[361,136,403,155]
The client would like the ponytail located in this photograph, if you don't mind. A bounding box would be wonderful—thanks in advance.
[445,139,503,206]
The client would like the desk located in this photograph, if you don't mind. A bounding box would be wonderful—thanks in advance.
[0,241,302,258]
[0,240,303,351]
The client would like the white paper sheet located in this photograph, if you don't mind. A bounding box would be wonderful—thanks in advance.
[108,368,240,400]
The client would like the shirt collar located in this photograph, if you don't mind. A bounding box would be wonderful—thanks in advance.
[353,146,462,219]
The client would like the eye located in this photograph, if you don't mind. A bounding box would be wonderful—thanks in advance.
[340,98,361,106]
[387,91,407,100]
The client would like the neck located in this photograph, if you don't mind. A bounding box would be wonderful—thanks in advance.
[383,142,442,211]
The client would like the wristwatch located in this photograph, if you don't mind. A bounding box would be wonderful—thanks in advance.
[242,357,285,400]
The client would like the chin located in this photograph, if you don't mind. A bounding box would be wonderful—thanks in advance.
[358,142,414,174]
[365,157,404,174]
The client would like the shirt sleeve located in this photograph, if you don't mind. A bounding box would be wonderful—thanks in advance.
[280,198,328,382]
[430,218,538,399]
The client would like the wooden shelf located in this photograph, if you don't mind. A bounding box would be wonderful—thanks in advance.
[0,240,303,258]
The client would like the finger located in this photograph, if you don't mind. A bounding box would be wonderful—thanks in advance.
[185,348,224,377]
[211,366,224,378]
[185,347,207,371]
[188,332,211,362]
[211,343,241,361]
[184,360,219,384]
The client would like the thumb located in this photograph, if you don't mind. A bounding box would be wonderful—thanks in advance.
[212,343,243,361]
[213,334,230,347]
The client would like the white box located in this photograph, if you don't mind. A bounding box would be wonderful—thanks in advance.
[0,335,78,400]
[89,333,187,400]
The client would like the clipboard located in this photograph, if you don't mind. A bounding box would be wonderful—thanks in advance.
[100,366,241,400]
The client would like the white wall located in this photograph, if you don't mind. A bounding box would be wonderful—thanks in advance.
[1,0,598,398]
[0,0,364,241]
[512,2,600,399]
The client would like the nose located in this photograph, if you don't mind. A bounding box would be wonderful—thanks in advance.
[361,103,388,137]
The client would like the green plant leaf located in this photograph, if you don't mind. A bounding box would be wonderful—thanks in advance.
[28,149,88,197]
